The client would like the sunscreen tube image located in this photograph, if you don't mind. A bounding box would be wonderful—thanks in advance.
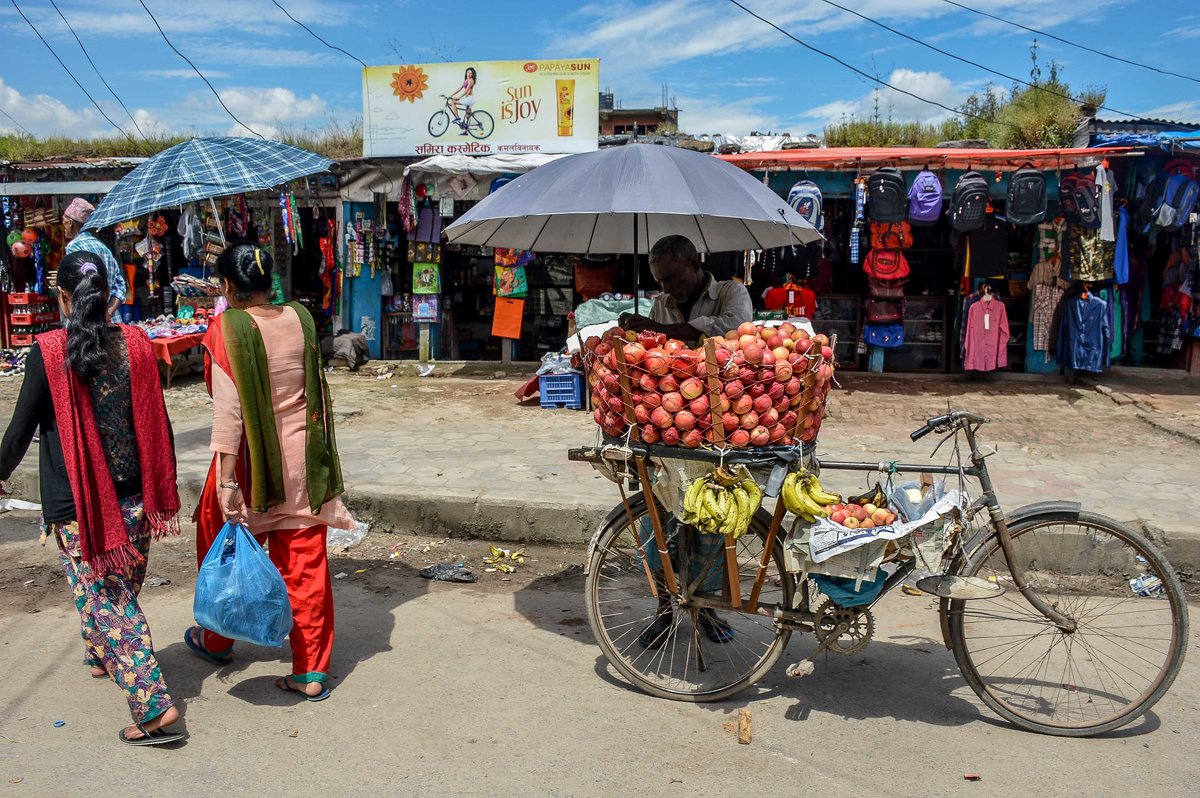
[556,79,574,136]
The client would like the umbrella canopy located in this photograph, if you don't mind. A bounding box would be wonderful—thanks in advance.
[84,137,335,231]
[444,143,820,253]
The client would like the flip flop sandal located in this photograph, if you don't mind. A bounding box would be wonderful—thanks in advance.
[697,611,735,644]
[276,677,331,702]
[638,608,674,649]
[89,666,108,679]
[184,626,232,666]
[119,721,185,747]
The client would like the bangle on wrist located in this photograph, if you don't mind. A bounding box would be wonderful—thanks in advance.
[219,481,240,490]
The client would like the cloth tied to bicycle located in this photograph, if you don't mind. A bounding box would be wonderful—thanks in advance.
[806,490,964,564]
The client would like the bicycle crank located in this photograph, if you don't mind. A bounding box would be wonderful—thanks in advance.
[813,599,875,655]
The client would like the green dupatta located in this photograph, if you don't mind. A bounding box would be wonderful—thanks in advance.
[220,302,344,513]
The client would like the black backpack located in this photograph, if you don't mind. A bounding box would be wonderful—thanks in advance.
[1058,173,1100,228]
[1006,165,1047,226]
[867,167,908,222]
[949,171,989,232]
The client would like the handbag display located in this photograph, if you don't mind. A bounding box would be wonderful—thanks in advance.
[865,298,904,324]
[869,220,913,250]
[863,323,905,348]
[867,277,907,301]
[863,248,911,280]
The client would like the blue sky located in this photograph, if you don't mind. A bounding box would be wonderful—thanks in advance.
[0,0,1198,142]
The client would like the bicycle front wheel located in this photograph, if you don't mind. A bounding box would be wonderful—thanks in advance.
[584,493,793,702]
[428,110,450,137]
[468,110,495,139]
[949,511,1188,736]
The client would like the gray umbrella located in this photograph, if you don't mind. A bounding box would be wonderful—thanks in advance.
[444,143,820,254]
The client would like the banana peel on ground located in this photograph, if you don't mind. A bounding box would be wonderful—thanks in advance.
[484,545,527,573]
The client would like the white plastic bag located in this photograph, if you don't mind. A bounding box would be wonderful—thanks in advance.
[327,520,369,549]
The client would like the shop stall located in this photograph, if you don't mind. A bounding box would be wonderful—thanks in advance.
[718,145,1200,377]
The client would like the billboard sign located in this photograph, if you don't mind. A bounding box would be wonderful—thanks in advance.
[362,59,599,157]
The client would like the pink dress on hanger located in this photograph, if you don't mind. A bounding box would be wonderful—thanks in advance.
[963,297,1010,372]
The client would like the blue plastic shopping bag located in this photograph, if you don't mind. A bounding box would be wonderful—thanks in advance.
[193,521,293,647]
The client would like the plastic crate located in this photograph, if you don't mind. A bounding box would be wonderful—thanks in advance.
[8,292,50,306]
[539,373,584,409]
[9,333,34,347]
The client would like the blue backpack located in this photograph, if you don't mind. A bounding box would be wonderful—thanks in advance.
[907,170,943,225]
[1154,173,1200,231]
[787,180,824,232]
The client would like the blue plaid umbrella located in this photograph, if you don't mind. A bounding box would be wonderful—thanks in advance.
[84,137,335,231]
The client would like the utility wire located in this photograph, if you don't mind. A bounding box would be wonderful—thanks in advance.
[941,0,1200,87]
[269,0,367,67]
[814,0,1139,120]
[48,0,146,139]
[725,0,1021,131]
[9,0,138,143]
[136,0,264,138]
[0,106,33,136]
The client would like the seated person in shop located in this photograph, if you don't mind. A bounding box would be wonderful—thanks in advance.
[620,235,754,649]
[618,234,754,342]
[62,197,127,317]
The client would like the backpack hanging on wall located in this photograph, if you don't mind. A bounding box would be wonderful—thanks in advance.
[787,179,824,232]
[867,167,908,222]
[1153,167,1200,232]
[868,220,913,250]
[949,171,989,232]
[1006,165,1047,226]
[862,248,910,281]
[1058,173,1100,228]
[907,169,943,225]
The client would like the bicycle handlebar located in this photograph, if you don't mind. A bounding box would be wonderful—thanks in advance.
[910,410,989,442]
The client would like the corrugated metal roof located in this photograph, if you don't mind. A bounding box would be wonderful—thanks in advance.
[2,156,149,170]
[720,146,1134,171]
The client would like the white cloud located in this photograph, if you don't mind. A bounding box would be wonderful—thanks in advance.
[798,68,967,126]
[0,76,100,135]
[676,94,786,137]
[1139,100,1200,123]
[141,69,232,80]
[177,86,330,136]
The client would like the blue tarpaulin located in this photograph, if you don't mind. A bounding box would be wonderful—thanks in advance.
[1090,132,1200,151]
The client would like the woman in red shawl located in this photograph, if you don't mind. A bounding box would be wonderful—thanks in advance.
[0,252,183,746]
[186,243,350,701]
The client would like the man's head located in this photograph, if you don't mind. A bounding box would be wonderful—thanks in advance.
[62,197,95,240]
[648,235,706,304]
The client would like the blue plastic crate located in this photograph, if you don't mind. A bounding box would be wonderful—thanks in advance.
[539,373,584,409]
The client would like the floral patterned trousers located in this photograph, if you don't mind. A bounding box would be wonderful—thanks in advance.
[44,496,175,723]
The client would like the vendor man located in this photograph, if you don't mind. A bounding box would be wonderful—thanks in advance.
[619,235,753,342]
[62,197,127,316]
[619,234,752,650]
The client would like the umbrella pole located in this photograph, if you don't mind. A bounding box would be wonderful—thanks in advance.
[633,213,639,315]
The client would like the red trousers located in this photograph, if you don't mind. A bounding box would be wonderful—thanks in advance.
[196,520,335,683]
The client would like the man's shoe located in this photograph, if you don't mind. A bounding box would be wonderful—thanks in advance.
[638,605,674,649]
[697,609,735,643]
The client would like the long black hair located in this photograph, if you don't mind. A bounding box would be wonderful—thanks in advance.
[56,250,111,382]
[215,242,273,301]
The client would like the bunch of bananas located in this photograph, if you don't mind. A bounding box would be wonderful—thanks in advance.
[782,470,841,522]
[681,468,762,539]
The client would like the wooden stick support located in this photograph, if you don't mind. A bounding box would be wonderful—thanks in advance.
[703,339,725,446]
[611,337,640,440]
[723,533,742,609]
[746,496,788,613]
[619,480,658,598]
[636,456,679,595]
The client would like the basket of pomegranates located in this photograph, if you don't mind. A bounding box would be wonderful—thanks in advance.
[582,321,836,450]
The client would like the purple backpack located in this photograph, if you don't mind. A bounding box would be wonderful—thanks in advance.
[908,170,943,225]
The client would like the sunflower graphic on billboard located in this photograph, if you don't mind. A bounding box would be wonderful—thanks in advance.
[391,66,429,103]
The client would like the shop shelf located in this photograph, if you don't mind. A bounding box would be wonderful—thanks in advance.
[539,373,584,410]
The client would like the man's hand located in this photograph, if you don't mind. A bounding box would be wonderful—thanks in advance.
[618,312,656,333]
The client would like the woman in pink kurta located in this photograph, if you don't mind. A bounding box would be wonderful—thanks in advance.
[186,244,351,702]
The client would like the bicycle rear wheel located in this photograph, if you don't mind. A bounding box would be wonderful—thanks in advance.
[585,493,793,702]
[948,510,1188,736]
[468,110,495,139]
[428,110,450,137]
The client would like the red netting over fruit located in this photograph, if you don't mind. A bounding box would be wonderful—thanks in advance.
[583,322,837,449]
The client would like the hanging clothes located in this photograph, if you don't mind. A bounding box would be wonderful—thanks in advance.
[1113,206,1130,285]
[1096,163,1116,242]
[967,218,1009,278]
[1059,293,1111,373]
[1030,283,1065,352]
[1031,218,1066,287]
[963,296,1010,372]
[1068,226,1114,282]
[1100,287,1124,361]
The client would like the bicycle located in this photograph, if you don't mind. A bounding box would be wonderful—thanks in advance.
[428,95,495,140]
[573,409,1189,737]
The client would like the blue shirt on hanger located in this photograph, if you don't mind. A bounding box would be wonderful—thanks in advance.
[1058,293,1111,373]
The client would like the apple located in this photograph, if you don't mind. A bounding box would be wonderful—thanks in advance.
[793,338,812,356]
[737,322,758,338]
[766,334,784,350]
[738,365,757,383]
[753,394,773,414]
[634,405,650,426]
[595,341,613,358]
[640,424,660,444]
[623,342,646,365]
[729,429,751,448]
[732,395,754,415]
[680,377,705,400]
[761,350,776,367]
[767,382,786,401]
[821,346,834,361]
[885,512,897,525]
[773,396,790,413]
[761,408,779,428]
[664,339,686,355]
[593,408,603,426]
[750,425,771,447]
[772,346,790,362]
[643,392,662,409]
[769,424,786,443]
[722,412,741,432]
[812,333,829,348]
[781,411,798,430]
[749,382,767,399]
[659,374,680,393]
[696,412,712,431]
[843,516,860,529]
[724,379,745,399]
[863,503,878,514]
[585,335,602,352]
[830,510,848,525]
[800,427,817,443]
[674,410,696,430]
[606,395,624,415]
[853,507,869,522]
[638,372,659,393]
[661,392,684,413]
[689,395,710,418]
[717,395,731,413]
[871,508,891,526]
[743,343,764,364]
[739,334,759,350]
[714,349,732,368]
[661,427,681,446]
[740,410,760,430]
[681,428,704,448]
[785,377,803,396]
[671,353,698,379]
[650,408,674,429]
[860,519,876,529]
[644,350,670,376]
[774,362,793,382]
